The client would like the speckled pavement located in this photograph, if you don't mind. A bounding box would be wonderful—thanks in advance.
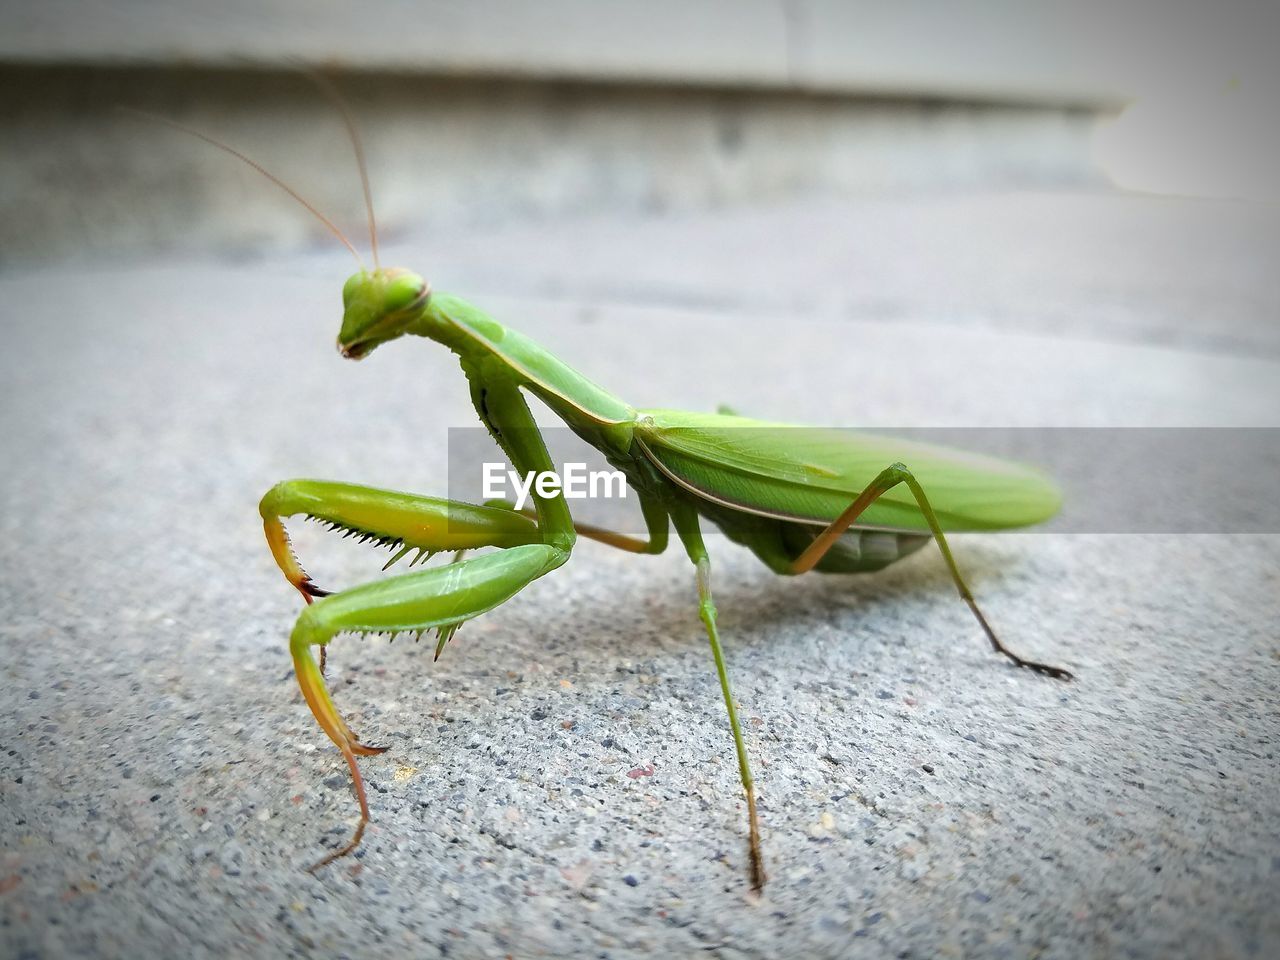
[2,192,1278,958]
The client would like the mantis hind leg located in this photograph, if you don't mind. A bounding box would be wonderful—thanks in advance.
[288,541,568,871]
[791,463,1072,680]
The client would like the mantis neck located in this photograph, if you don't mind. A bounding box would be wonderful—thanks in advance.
[420,292,638,455]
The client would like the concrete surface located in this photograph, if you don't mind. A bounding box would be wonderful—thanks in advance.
[2,191,1278,958]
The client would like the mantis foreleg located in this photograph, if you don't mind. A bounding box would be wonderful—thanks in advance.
[791,462,1073,680]
[261,479,543,600]
[270,375,584,870]
[290,541,568,870]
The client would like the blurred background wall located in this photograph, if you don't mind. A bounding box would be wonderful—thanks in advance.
[1,0,1276,264]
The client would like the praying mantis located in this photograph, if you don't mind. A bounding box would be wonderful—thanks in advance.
[146,98,1072,892]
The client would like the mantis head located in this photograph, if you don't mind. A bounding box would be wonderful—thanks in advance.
[337,268,431,360]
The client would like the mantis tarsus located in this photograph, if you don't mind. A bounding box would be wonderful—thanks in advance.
[152,100,1072,891]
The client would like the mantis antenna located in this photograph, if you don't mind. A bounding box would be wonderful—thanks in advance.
[303,70,382,271]
[121,107,365,267]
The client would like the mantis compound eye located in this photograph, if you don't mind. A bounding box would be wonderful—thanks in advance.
[341,271,366,307]
[382,270,430,314]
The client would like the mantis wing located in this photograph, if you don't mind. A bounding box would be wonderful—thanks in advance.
[635,410,1061,533]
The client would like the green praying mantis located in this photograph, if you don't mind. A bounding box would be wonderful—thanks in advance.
[147,99,1072,891]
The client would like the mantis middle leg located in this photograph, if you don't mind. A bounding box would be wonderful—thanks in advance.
[671,502,766,891]
[494,492,670,555]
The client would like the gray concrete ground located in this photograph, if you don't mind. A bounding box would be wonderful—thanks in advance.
[2,191,1278,958]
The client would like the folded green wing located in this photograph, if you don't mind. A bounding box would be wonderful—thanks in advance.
[635,410,1061,533]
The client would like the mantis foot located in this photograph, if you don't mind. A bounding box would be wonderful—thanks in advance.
[1004,656,1073,681]
[306,817,368,874]
[965,598,1073,681]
